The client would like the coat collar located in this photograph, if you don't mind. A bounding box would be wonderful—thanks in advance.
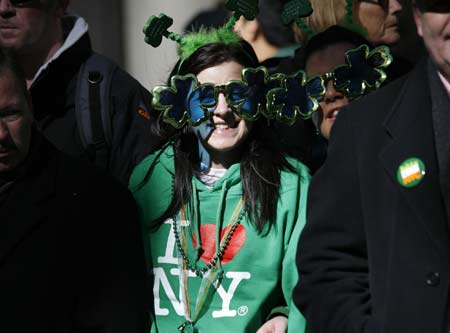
[0,136,57,266]
[30,15,89,86]
[379,57,450,259]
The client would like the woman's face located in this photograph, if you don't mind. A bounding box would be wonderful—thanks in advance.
[357,0,402,45]
[196,61,252,164]
[305,42,353,139]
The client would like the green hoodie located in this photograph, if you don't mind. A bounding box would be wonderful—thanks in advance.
[129,145,309,333]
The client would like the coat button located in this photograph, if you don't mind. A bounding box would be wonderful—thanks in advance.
[426,272,440,286]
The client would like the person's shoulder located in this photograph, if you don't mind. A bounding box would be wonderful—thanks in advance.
[84,52,148,94]
[105,56,147,92]
[349,74,407,113]
[345,57,427,120]
[336,70,409,135]
[280,157,311,192]
[129,144,175,192]
[129,145,175,225]
[285,157,310,177]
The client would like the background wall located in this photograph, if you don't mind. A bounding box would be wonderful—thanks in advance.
[70,0,219,90]
[69,0,123,65]
[123,0,220,89]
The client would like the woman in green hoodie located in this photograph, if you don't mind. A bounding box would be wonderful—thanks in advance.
[129,33,310,333]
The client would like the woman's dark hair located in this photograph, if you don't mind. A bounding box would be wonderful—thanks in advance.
[303,25,372,67]
[149,40,294,234]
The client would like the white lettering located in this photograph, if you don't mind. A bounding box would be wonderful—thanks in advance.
[212,272,251,318]
[153,267,185,316]
[157,219,178,265]
[153,221,252,319]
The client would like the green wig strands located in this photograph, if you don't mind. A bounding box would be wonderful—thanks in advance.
[178,27,242,61]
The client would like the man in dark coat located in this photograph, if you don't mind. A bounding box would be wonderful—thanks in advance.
[0,0,158,185]
[0,49,149,332]
[294,1,450,332]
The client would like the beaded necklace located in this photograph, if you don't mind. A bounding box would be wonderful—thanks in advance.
[173,197,245,333]
[172,199,245,277]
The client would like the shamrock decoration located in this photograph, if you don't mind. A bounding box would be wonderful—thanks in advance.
[267,71,325,125]
[143,14,174,47]
[152,74,217,129]
[226,0,259,20]
[333,44,393,99]
[281,0,313,25]
[226,66,284,121]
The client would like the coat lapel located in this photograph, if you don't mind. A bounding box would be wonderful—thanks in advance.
[379,59,450,260]
[0,141,57,266]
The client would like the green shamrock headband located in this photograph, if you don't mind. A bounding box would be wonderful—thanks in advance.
[143,0,259,62]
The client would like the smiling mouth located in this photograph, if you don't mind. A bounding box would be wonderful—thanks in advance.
[214,122,238,130]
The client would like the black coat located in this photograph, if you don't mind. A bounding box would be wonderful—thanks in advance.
[294,58,450,332]
[31,17,160,185]
[0,137,149,332]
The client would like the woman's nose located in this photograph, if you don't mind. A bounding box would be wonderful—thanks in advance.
[213,93,231,116]
[324,80,344,103]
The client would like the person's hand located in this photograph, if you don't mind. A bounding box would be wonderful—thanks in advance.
[255,315,288,333]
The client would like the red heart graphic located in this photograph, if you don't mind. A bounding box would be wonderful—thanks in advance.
[192,224,246,264]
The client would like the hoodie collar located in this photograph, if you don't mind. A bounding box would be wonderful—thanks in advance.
[193,163,241,192]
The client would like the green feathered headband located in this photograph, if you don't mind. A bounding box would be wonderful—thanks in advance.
[178,27,242,61]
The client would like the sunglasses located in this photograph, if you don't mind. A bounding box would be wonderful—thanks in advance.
[317,71,350,97]
[313,44,392,100]
[153,74,260,129]
[203,82,248,107]
[416,0,450,13]
[202,81,260,121]
[317,65,384,101]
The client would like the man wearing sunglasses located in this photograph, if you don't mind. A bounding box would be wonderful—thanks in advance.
[0,0,159,185]
[294,1,450,332]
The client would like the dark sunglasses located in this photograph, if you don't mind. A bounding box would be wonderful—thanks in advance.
[9,0,36,7]
[416,0,450,12]
[318,71,347,95]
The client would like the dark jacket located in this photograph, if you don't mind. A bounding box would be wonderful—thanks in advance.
[0,135,149,332]
[31,16,159,185]
[294,58,450,332]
